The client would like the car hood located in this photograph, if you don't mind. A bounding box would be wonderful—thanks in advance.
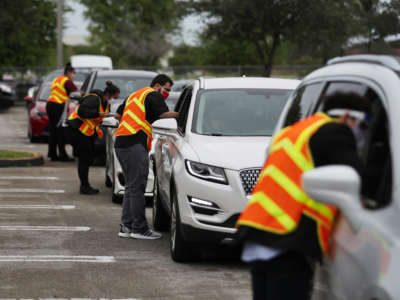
[188,134,271,170]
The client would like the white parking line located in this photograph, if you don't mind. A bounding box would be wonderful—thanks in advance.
[0,255,115,263]
[0,205,75,210]
[0,176,59,180]
[0,188,65,193]
[0,226,90,231]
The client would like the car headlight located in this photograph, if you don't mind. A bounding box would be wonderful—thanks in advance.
[185,160,228,185]
[0,84,12,94]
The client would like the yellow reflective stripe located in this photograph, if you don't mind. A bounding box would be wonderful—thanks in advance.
[261,165,335,223]
[268,138,313,171]
[248,192,297,230]
[273,126,290,143]
[120,121,137,134]
[132,97,145,112]
[236,219,288,234]
[52,89,68,100]
[295,118,330,151]
[81,124,90,133]
[126,110,151,133]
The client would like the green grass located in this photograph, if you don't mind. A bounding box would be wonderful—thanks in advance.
[0,150,34,159]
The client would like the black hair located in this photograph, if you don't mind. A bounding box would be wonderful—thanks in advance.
[150,74,174,88]
[322,92,371,115]
[64,62,75,75]
[104,81,120,95]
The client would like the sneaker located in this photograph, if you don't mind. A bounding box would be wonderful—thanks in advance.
[80,185,99,195]
[131,228,162,240]
[118,224,132,238]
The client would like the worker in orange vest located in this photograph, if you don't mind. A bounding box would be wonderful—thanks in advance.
[68,81,120,195]
[115,74,178,240]
[46,62,80,162]
[235,92,370,300]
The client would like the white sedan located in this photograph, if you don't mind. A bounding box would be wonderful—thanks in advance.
[151,77,300,261]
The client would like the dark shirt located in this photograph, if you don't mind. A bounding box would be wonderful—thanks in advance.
[65,79,78,95]
[115,91,169,149]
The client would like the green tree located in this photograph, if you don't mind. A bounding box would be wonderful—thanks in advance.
[80,0,181,67]
[0,0,56,67]
[186,0,313,76]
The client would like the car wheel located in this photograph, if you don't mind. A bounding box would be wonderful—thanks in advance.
[170,187,193,262]
[152,173,169,231]
[28,125,39,143]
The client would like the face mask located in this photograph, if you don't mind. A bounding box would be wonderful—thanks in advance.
[161,89,169,100]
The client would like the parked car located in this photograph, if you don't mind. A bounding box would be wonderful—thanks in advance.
[0,81,15,108]
[268,55,397,300]
[102,87,180,204]
[24,82,81,142]
[150,77,299,261]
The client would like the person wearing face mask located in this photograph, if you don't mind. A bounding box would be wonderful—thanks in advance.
[114,74,178,240]
[67,81,120,195]
[233,92,370,300]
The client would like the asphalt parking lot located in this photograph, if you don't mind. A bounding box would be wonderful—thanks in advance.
[0,105,328,300]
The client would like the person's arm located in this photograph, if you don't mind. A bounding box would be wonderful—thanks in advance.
[77,95,101,119]
[64,79,78,95]
[114,99,127,121]
[159,111,179,119]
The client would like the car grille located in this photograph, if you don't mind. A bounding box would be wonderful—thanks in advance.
[240,168,261,195]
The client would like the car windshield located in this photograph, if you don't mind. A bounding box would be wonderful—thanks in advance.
[38,85,51,101]
[43,70,87,83]
[192,89,292,136]
[93,76,153,99]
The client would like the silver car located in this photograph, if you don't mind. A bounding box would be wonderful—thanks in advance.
[272,55,398,300]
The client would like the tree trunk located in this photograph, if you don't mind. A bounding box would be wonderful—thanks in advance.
[263,34,280,77]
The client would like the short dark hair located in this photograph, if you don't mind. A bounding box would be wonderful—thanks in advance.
[150,74,173,88]
[64,62,75,75]
[322,92,371,115]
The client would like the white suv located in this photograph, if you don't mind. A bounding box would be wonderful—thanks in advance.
[151,77,300,262]
[272,55,399,300]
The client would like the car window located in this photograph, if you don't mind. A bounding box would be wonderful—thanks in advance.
[81,74,92,92]
[38,85,51,101]
[177,87,193,134]
[283,83,325,127]
[193,89,292,136]
[92,76,153,99]
[317,82,392,209]
[174,88,189,112]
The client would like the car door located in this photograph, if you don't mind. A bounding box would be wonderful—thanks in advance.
[158,86,193,204]
[310,81,393,300]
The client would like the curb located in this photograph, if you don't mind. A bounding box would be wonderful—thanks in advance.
[0,152,44,167]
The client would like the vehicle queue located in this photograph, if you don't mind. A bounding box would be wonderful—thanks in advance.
[23,54,399,300]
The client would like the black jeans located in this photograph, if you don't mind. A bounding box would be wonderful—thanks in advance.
[249,252,315,300]
[46,101,68,158]
[73,129,95,187]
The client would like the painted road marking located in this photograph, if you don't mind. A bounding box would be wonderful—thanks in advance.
[0,188,65,193]
[0,226,90,231]
[0,176,59,180]
[0,205,75,210]
[0,255,115,263]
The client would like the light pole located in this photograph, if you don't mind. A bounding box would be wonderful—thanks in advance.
[57,0,63,68]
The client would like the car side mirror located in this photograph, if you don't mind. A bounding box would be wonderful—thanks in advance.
[24,96,33,102]
[302,165,363,232]
[69,91,81,100]
[102,117,119,128]
[153,118,178,131]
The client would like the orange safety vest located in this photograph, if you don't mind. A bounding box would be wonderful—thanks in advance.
[68,93,109,138]
[237,113,337,254]
[115,87,155,150]
[48,75,69,104]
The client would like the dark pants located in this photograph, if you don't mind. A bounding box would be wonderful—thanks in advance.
[115,143,149,233]
[74,129,95,187]
[46,101,68,159]
[249,252,315,300]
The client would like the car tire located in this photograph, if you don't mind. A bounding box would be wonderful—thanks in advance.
[152,173,169,231]
[170,186,194,262]
[28,125,39,143]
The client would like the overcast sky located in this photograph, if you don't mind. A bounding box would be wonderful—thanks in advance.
[64,0,203,45]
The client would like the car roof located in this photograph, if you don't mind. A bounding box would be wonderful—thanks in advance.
[200,77,300,90]
[327,54,400,74]
[94,69,158,78]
